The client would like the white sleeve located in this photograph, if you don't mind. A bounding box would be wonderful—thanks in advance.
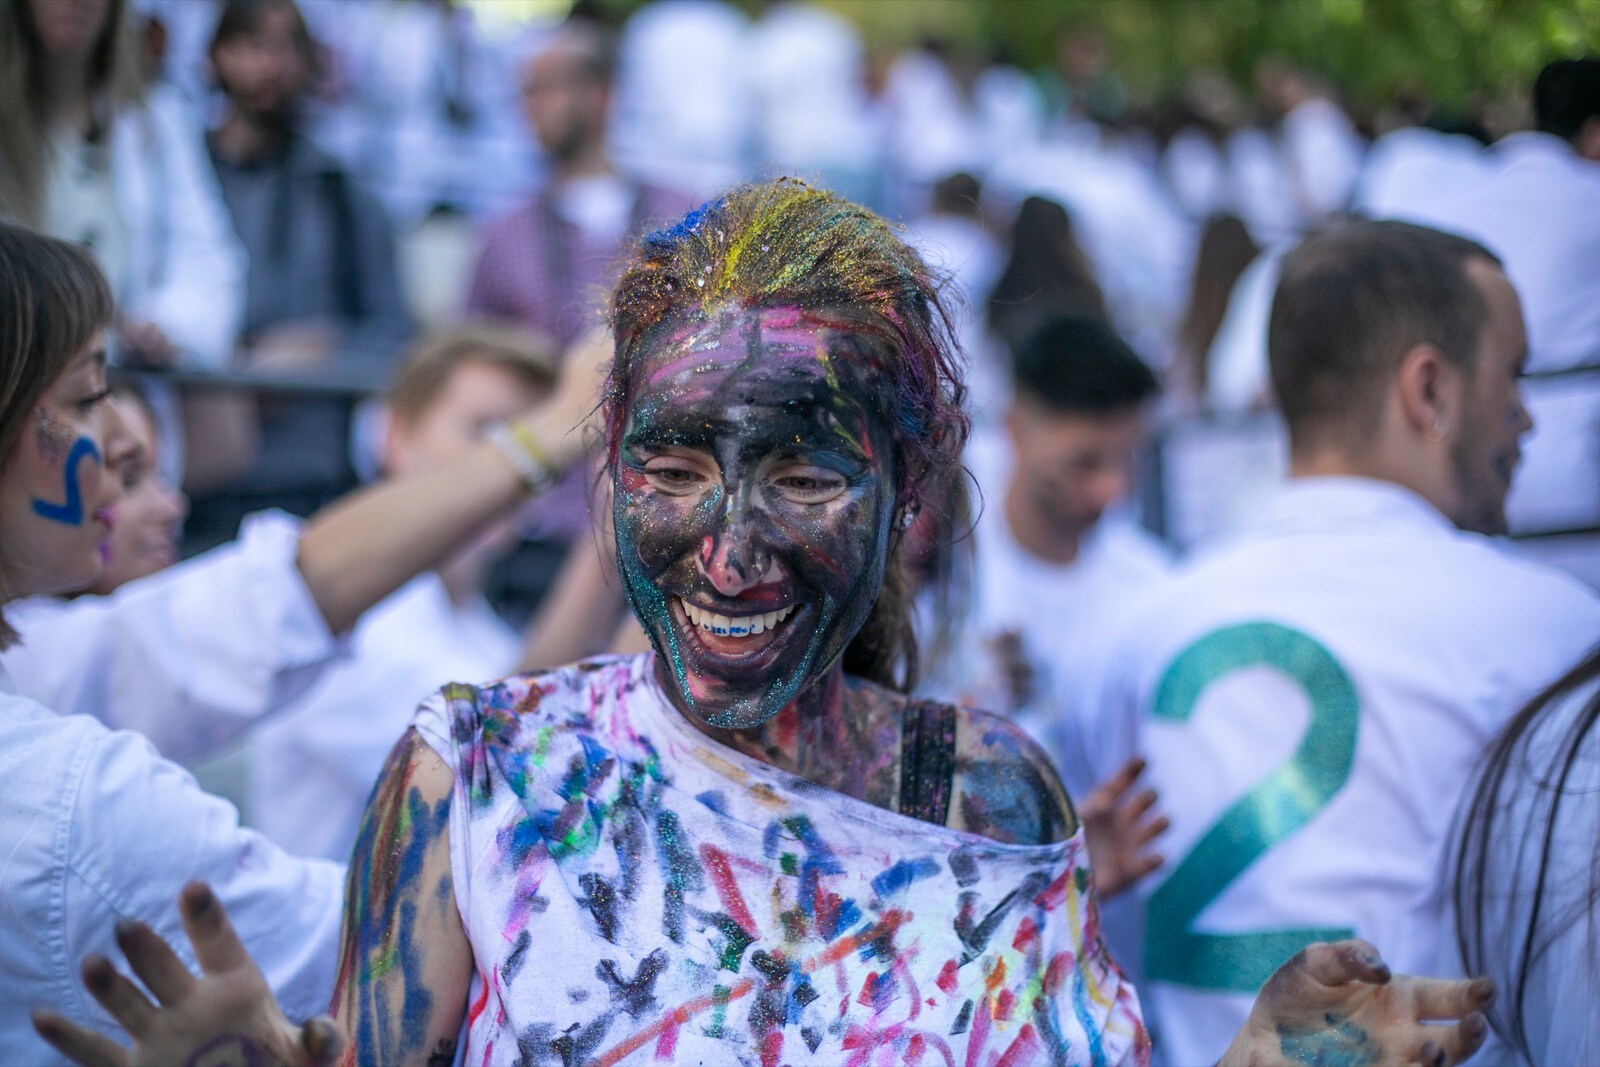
[0,511,345,765]
[62,721,345,1033]
[130,89,245,366]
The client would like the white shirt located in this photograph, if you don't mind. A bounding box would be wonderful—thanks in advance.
[1280,97,1366,223]
[252,574,519,862]
[922,434,1173,798]
[0,682,343,1065]
[1071,477,1600,1066]
[1352,126,1491,222]
[104,85,245,366]
[1418,132,1600,373]
[1,511,344,767]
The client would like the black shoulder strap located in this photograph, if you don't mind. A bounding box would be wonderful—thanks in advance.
[899,701,958,827]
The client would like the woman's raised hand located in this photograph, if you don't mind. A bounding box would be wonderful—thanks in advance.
[1080,755,1168,899]
[32,883,345,1067]
[1220,940,1494,1066]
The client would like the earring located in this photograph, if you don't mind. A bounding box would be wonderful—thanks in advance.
[900,511,916,528]
[1430,416,1451,441]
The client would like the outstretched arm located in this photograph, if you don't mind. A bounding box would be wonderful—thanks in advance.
[300,328,610,634]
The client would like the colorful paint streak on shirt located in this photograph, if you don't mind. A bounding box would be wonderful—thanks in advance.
[414,654,1147,1066]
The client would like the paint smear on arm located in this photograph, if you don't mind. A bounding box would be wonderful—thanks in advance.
[332,727,474,1067]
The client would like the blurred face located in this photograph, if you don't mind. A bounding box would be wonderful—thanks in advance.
[90,395,187,595]
[1005,398,1144,541]
[385,359,548,478]
[210,5,312,118]
[27,0,112,60]
[612,308,897,729]
[520,45,608,162]
[1448,260,1532,536]
[0,333,135,600]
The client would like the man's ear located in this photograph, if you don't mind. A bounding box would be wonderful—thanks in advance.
[1394,342,1460,442]
[1575,115,1600,162]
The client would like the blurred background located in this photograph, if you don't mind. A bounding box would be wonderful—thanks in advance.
[13,0,1600,599]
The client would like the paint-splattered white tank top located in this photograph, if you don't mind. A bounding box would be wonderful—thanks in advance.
[412,654,1148,1067]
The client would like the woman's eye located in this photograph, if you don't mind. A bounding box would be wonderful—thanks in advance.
[77,388,112,412]
[643,463,708,493]
[774,471,846,502]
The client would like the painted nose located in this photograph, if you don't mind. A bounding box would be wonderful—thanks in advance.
[698,518,770,597]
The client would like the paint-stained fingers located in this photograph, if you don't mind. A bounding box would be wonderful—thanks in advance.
[1295,939,1392,989]
[80,956,157,1038]
[299,1016,348,1067]
[114,918,197,1006]
[1407,975,1496,1021]
[30,1009,129,1067]
[1409,1014,1489,1066]
[178,882,250,975]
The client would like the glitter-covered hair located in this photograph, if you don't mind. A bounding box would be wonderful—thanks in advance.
[605,178,969,693]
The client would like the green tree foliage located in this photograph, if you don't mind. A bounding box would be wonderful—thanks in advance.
[821,0,1598,111]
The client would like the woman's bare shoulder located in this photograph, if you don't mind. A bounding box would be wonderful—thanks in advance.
[948,704,1079,846]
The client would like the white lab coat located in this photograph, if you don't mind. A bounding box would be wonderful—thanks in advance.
[251,573,519,862]
[1070,477,1600,1066]
[1415,132,1600,373]
[0,679,343,1065]
[1,511,344,766]
[106,85,245,366]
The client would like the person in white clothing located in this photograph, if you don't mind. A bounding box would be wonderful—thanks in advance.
[1070,220,1596,1065]
[250,328,575,862]
[924,316,1170,799]
[0,0,244,368]
[0,221,611,1064]
[1417,58,1600,373]
[1,327,609,769]
[0,221,340,1066]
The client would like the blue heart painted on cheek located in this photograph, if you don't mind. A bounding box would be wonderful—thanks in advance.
[31,437,99,526]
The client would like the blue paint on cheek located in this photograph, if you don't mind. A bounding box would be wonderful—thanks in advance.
[31,437,99,526]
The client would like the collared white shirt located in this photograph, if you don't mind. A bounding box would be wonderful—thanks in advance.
[0,679,343,1065]
[251,573,519,862]
[1,511,344,767]
[1353,126,1491,222]
[1071,477,1600,1066]
[1417,131,1600,373]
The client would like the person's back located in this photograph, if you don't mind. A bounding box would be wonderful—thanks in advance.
[1072,220,1600,1064]
[1421,58,1600,373]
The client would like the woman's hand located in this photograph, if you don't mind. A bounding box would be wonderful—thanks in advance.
[1219,940,1494,1067]
[31,883,345,1067]
[1081,756,1168,898]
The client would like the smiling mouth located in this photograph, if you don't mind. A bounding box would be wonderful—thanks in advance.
[674,596,803,664]
[679,598,797,637]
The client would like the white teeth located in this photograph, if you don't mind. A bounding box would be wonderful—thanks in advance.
[679,599,796,639]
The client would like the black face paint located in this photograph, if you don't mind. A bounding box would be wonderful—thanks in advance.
[612,308,897,729]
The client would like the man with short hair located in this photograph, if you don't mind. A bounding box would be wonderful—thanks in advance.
[1417,57,1600,372]
[464,21,691,549]
[926,316,1169,799]
[1070,221,1600,1065]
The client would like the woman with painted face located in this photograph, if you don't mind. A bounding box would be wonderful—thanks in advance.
[37,182,1496,1067]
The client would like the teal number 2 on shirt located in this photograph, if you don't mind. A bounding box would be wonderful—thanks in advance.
[1144,621,1359,992]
